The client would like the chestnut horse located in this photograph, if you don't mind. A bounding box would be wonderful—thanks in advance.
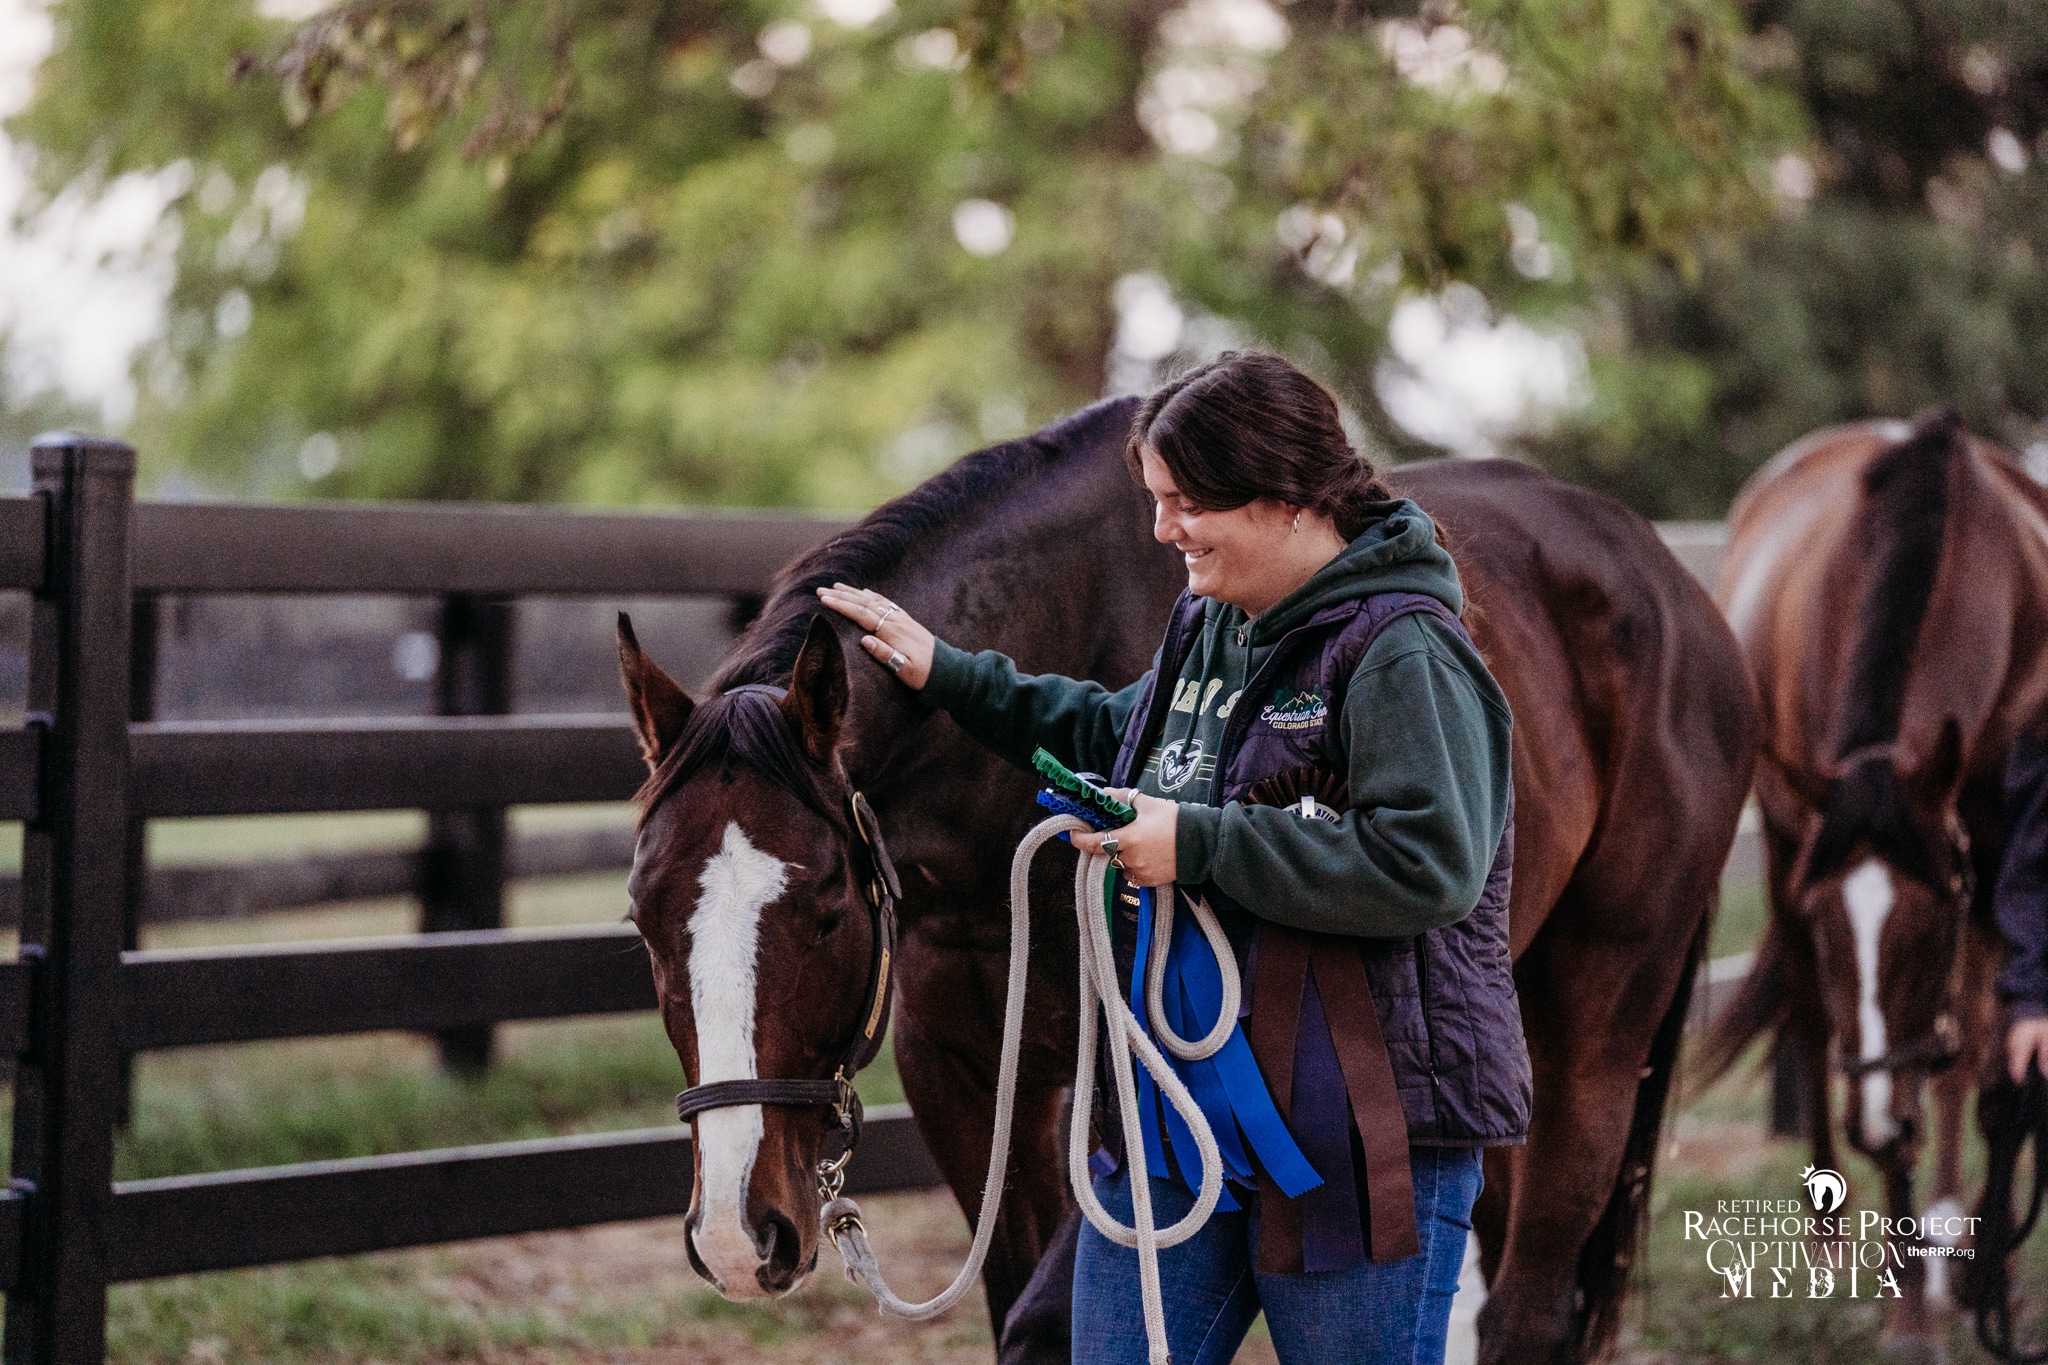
[1702,411,2048,1353]
[617,397,1754,1363]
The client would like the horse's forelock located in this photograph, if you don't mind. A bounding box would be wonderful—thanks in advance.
[635,688,837,826]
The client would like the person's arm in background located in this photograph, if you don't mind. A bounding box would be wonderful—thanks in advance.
[1998,728,2048,1082]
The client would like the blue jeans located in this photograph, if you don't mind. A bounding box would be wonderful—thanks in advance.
[1072,1146,1482,1365]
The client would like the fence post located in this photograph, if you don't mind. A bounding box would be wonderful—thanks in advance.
[4,435,135,1364]
[114,592,159,1127]
[420,593,514,1073]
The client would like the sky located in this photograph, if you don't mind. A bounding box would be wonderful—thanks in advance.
[0,0,1583,473]
[0,0,191,429]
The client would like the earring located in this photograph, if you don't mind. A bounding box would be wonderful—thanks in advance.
[1292,512,1300,534]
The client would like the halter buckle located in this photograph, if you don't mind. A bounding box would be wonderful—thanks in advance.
[817,1146,854,1202]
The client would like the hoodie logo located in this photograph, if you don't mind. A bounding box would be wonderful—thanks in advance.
[1156,740,1204,792]
[1259,688,1328,732]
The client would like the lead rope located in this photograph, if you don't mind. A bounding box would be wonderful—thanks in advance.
[824,814,1238,1365]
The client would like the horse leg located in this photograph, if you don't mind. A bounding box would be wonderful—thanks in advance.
[891,974,1073,1352]
[1918,914,1997,1317]
[1476,898,1701,1365]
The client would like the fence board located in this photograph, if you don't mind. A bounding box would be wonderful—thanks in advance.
[108,1107,941,1281]
[0,495,44,592]
[0,1188,21,1293]
[122,923,656,1050]
[130,715,643,816]
[0,956,30,1058]
[130,502,853,596]
[0,727,38,822]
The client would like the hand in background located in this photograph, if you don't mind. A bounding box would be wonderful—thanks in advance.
[2010,1016,2048,1084]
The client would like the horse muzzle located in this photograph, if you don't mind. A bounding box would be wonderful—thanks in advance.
[687,1198,816,1298]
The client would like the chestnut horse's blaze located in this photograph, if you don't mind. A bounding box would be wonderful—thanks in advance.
[617,397,1757,1365]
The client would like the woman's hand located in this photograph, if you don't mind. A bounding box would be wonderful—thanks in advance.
[815,584,936,689]
[1070,790,1179,888]
[2010,1016,2048,1084]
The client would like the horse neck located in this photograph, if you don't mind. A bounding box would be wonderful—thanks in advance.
[1942,445,2048,773]
[835,445,1178,790]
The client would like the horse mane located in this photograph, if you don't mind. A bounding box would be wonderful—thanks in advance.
[710,395,1139,693]
[633,396,1140,823]
[1805,408,1963,886]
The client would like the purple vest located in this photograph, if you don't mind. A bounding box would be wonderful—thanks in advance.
[1108,590,1531,1149]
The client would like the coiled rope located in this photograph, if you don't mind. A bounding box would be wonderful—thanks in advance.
[824,814,1239,1365]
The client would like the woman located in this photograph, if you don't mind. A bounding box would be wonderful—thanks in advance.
[819,351,1528,1365]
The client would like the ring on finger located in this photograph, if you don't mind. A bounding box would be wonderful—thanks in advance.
[1110,853,1127,870]
[876,604,899,629]
[885,651,907,675]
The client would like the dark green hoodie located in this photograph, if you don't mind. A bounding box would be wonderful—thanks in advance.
[922,500,1513,938]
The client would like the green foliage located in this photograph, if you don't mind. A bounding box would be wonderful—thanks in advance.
[1533,0,2048,516]
[7,0,1793,505]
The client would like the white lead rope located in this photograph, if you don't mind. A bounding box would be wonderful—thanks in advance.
[825,814,1240,1365]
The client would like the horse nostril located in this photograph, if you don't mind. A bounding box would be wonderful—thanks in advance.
[756,1209,803,1292]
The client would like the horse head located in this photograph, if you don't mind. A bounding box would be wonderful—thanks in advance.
[1788,727,1970,1163]
[617,610,896,1299]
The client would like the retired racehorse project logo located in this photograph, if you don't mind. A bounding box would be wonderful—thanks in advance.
[1802,1165,1846,1214]
[1679,1165,1979,1302]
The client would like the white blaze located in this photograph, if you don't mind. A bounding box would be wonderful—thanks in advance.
[1924,1195,1965,1307]
[1843,860,1896,1144]
[687,821,790,1293]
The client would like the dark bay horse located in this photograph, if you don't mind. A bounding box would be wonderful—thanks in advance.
[1702,411,2048,1353]
[617,397,1755,1363]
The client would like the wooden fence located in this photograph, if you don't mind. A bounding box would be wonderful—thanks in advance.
[0,439,1744,1362]
[0,437,948,1364]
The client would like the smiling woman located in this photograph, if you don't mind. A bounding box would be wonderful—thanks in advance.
[818,350,1524,1365]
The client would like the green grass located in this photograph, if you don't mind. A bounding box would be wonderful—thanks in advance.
[1710,878,1767,961]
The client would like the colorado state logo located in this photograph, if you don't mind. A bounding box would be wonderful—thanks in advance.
[1802,1165,1846,1214]
[1156,740,1204,792]
[1259,688,1329,732]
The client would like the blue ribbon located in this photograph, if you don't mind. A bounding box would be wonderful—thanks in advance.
[1127,884,1322,1205]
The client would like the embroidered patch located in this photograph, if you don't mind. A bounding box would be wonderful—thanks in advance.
[1157,739,1205,791]
[1259,688,1328,732]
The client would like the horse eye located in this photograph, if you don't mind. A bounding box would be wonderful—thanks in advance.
[812,913,843,944]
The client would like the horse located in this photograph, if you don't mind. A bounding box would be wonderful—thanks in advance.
[616,396,1756,1364]
[1701,411,2048,1355]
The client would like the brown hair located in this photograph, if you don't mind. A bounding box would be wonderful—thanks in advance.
[1125,351,1395,540]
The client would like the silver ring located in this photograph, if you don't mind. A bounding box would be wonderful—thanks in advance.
[1110,854,1127,871]
[1102,835,1119,856]
[885,651,906,675]
[875,604,899,629]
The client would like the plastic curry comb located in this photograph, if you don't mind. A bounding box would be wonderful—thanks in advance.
[1031,747,1137,830]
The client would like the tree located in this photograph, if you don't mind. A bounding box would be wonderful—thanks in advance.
[7,0,1795,506]
[1533,0,2048,517]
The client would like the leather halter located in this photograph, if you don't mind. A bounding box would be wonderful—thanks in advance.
[665,688,904,1186]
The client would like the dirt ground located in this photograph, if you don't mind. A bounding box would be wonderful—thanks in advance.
[394,1189,1278,1365]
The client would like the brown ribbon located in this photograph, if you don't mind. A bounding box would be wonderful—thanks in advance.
[1245,922,1420,1271]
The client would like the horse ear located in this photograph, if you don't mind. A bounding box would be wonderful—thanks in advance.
[617,612,695,768]
[783,614,848,767]
[1907,720,1965,808]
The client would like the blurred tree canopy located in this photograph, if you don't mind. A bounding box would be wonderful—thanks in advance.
[5,0,1799,507]
[1535,0,2048,516]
